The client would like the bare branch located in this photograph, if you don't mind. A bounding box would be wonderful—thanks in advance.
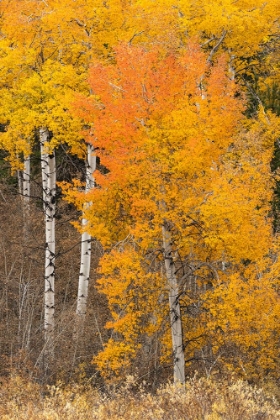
[207,30,227,63]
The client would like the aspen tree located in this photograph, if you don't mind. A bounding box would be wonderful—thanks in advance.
[40,128,56,360]
[64,42,248,382]
[76,143,96,318]
[22,156,31,240]
[162,221,185,385]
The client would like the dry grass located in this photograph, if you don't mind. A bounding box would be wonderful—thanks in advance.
[0,375,279,419]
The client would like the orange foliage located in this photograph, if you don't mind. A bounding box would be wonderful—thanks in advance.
[64,41,280,382]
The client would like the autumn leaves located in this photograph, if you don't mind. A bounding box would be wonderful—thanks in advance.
[67,43,279,382]
[0,0,279,384]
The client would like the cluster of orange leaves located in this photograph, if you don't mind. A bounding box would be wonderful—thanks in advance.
[60,42,280,381]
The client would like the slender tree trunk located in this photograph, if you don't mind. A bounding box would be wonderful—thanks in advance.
[22,155,31,240]
[17,169,23,196]
[76,143,96,318]
[18,155,31,281]
[40,128,56,361]
[162,221,185,385]
[22,155,31,202]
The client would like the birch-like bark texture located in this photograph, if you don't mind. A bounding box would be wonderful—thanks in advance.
[40,128,56,355]
[17,170,23,196]
[76,143,96,318]
[162,221,185,385]
[22,156,31,240]
[22,156,31,203]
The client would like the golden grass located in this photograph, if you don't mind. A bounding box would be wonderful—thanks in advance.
[0,375,279,419]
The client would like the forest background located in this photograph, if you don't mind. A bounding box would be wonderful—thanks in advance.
[0,0,279,411]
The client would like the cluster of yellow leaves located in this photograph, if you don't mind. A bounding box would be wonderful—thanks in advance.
[0,61,87,168]
[0,0,279,165]
[0,0,126,163]
[181,0,279,54]
[205,262,280,379]
[94,246,164,379]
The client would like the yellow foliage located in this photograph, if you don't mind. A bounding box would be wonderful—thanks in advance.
[0,0,279,386]
[93,246,164,378]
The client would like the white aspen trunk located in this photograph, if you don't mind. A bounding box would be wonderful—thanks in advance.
[162,221,185,385]
[17,170,23,196]
[22,156,31,203]
[76,143,96,318]
[228,50,235,81]
[40,128,56,357]
[22,156,31,241]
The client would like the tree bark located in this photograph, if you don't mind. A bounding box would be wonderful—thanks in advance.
[40,128,56,360]
[76,143,96,318]
[162,221,185,385]
[22,155,31,203]
[22,155,31,241]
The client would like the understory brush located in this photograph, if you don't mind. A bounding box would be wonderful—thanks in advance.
[0,374,279,419]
